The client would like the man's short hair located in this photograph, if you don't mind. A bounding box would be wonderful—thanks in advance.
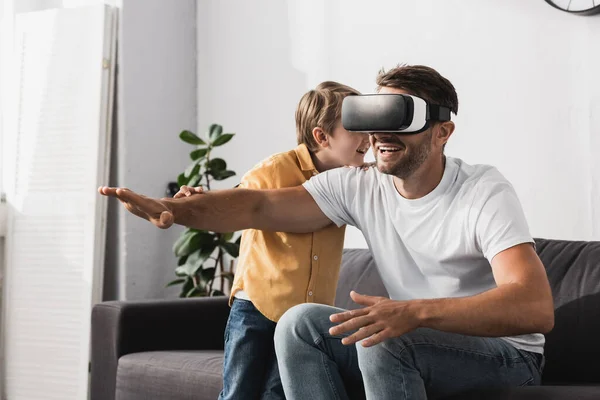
[296,81,361,152]
[376,65,459,116]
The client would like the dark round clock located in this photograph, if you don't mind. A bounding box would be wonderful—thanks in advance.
[545,0,600,15]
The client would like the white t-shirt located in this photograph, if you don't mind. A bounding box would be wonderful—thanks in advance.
[303,156,544,354]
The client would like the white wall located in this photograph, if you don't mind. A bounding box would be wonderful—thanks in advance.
[197,0,600,248]
[111,0,197,300]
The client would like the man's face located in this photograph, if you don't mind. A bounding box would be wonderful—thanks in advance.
[370,87,434,179]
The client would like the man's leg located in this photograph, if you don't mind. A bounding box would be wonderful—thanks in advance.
[219,299,279,400]
[355,327,544,400]
[274,304,365,400]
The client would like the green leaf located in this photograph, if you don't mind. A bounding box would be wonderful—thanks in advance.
[187,174,201,188]
[211,133,234,147]
[221,232,234,242]
[208,158,226,172]
[201,267,216,282]
[179,277,194,298]
[185,286,201,298]
[211,289,226,297]
[184,161,200,178]
[221,242,240,258]
[173,231,214,257]
[173,231,198,257]
[190,148,208,161]
[175,242,217,275]
[212,170,236,181]
[177,173,187,187]
[178,255,188,266]
[197,232,218,247]
[180,130,206,145]
[166,278,185,287]
[209,124,223,141]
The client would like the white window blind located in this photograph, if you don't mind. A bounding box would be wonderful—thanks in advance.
[1,4,116,399]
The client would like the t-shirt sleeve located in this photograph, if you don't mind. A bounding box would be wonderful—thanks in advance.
[302,167,359,227]
[473,173,534,263]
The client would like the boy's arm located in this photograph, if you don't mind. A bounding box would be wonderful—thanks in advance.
[98,185,333,233]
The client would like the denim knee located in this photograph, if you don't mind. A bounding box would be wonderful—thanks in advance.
[355,333,420,375]
[275,304,317,353]
[356,340,390,373]
[275,303,340,353]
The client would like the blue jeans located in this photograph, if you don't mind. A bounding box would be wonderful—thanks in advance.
[274,304,544,400]
[218,298,285,400]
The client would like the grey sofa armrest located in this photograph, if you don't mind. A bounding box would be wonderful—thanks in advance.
[90,297,230,400]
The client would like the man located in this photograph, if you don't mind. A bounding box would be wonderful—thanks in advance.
[99,64,554,400]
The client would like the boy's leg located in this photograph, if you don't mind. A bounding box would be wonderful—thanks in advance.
[274,303,365,400]
[355,327,544,400]
[219,298,278,400]
[260,347,285,400]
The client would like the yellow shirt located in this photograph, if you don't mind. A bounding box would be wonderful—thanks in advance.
[230,144,346,322]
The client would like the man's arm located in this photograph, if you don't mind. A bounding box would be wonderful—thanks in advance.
[99,185,333,233]
[330,243,555,346]
[413,243,554,336]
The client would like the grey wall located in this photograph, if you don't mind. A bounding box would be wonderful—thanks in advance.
[103,0,197,300]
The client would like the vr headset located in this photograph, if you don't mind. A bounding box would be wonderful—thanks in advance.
[341,94,451,134]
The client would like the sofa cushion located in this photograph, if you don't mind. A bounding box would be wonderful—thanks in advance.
[445,385,600,400]
[116,350,223,400]
[335,248,388,310]
[535,239,600,384]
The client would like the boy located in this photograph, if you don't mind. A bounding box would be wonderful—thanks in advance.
[175,81,369,399]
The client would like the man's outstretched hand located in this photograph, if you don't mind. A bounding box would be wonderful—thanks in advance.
[328,291,420,347]
[98,186,175,229]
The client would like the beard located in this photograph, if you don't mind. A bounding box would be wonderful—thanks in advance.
[376,129,432,179]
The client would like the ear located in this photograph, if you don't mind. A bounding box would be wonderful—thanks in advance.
[434,121,455,148]
[312,127,330,149]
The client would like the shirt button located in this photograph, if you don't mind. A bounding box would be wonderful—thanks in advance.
[308,291,313,296]
[313,255,318,261]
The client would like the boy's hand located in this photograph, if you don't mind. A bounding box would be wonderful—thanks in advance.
[98,186,175,229]
[174,185,204,199]
[344,162,376,171]
[360,162,376,171]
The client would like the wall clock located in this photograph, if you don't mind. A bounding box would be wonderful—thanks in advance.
[545,0,600,15]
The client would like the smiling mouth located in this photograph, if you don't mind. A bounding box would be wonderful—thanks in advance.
[377,144,404,154]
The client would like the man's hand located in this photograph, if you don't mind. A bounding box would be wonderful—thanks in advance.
[328,291,420,348]
[98,186,175,229]
[173,185,204,199]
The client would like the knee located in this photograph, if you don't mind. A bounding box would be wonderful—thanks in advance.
[275,304,314,340]
[356,340,392,374]
[274,303,337,353]
[356,329,433,374]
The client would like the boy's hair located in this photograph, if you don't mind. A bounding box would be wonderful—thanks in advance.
[296,81,360,152]
[376,64,459,115]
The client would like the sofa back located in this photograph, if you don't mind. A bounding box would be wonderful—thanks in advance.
[336,238,600,385]
[535,238,600,384]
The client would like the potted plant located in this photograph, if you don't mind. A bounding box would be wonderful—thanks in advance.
[166,124,240,297]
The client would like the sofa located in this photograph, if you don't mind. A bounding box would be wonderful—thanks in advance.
[91,238,600,400]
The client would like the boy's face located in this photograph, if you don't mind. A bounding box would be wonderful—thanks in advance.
[326,121,370,167]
